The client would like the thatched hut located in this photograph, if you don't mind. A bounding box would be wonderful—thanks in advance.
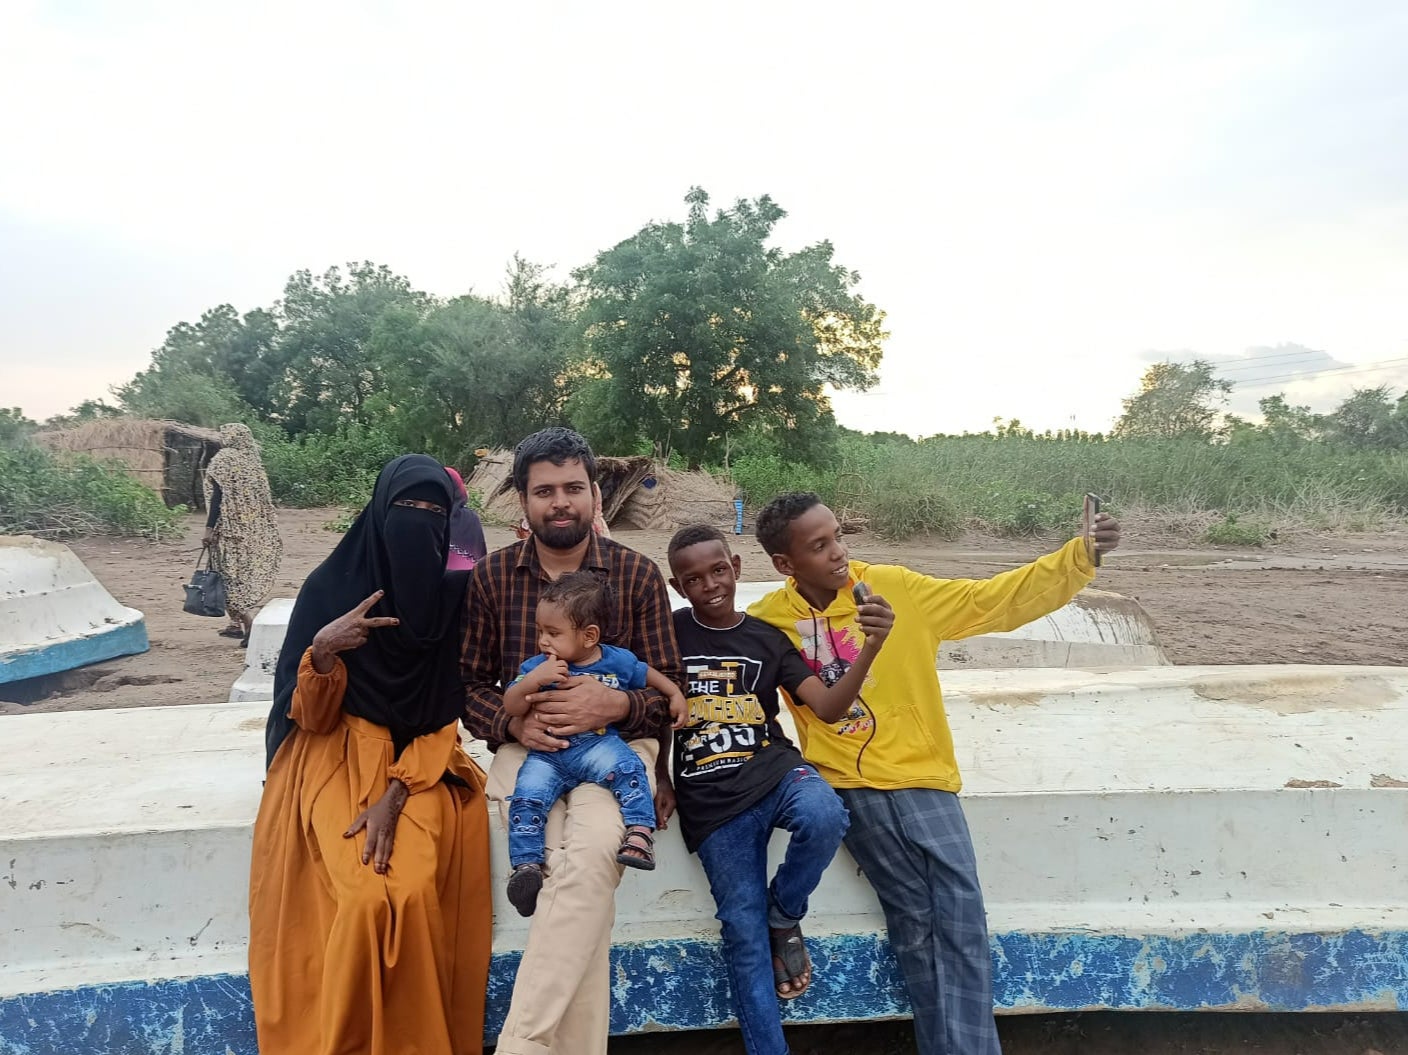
[466,449,739,533]
[35,419,223,510]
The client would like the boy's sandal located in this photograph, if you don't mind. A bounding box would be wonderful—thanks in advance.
[506,863,544,918]
[616,827,656,871]
[771,923,812,1000]
[217,625,245,639]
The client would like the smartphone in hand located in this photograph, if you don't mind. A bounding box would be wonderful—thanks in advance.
[853,582,870,606]
[1083,493,1102,567]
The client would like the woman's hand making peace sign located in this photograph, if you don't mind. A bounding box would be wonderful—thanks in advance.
[310,590,400,674]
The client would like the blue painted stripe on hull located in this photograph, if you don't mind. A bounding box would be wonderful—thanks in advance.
[992,930,1408,1012]
[3,929,1405,1054]
[0,622,149,685]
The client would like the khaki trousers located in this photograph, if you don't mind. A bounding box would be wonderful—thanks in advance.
[486,738,658,1055]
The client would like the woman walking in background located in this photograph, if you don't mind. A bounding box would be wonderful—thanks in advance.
[203,422,281,645]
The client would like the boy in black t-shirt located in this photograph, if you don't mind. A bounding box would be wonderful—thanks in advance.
[658,525,894,1055]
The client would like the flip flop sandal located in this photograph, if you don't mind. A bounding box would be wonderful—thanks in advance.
[770,923,812,1000]
[506,863,544,917]
[217,626,245,639]
[616,827,656,870]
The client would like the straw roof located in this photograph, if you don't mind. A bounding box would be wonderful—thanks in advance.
[616,465,737,531]
[465,448,521,526]
[34,418,224,506]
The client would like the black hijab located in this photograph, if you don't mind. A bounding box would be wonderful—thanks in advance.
[266,455,469,767]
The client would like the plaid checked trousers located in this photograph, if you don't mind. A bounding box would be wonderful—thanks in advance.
[838,786,1002,1055]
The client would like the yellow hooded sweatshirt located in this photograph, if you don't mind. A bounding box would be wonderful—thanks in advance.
[747,537,1095,792]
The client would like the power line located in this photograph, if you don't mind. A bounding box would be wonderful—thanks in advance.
[1212,348,1335,368]
[1216,354,1328,376]
[1156,347,1338,370]
[1228,357,1408,391]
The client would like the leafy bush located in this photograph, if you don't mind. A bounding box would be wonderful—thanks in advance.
[729,452,835,509]
[1204,514,1269,547]
[0,445,184,540]
[866,485,961,539]
[980,489,1078,537]
[710,430,1408,540]
[258,421,405,508]
[323,509,359,533]
[115,367,256,428]
[0,408,36,448]
[834,442,960,538]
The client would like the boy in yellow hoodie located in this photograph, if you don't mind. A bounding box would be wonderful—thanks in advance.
[748,492,1121,1055]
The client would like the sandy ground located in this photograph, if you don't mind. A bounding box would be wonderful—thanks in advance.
[5,509,1408,1052]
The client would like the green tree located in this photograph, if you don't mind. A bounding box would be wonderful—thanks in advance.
[116,304,279,418]
[571,188,886,467]
[367,257,574,460]
[1114,360,1233,440]
[270,263,431,433]
[116,366,255,427]
[1256,393,1322,443]
[41,399,124,431]
[0,408,36,448]
[1324,386,1401,449]
[991,417,1035,439]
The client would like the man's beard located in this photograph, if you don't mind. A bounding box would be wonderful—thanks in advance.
[532,515,591,550]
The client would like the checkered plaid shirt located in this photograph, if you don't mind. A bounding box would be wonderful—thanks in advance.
[461,533,682,749]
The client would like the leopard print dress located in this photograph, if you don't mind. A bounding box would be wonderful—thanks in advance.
[204,423,282,618]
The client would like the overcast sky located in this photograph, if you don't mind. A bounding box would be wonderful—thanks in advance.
[2,1,1406,435]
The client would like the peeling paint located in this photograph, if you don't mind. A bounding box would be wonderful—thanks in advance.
[4,928,1407,1053]
[966,692,1047,709]
[1192,673,1396,712]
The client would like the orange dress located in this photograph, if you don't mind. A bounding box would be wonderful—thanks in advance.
[249,648,492,1055]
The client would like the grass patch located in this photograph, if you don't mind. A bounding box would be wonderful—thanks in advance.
[718,432,1408,540]
[0,445,185,540]
[1203,514,1270,547]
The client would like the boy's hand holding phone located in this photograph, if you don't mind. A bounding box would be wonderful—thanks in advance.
[1081,495,1122,564]
[852,583,896,651]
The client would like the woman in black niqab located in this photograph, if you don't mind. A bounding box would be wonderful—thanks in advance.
[249,454,492,1055]
[266,455,468,766]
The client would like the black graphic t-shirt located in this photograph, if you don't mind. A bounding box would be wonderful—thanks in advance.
[670,610,816,852]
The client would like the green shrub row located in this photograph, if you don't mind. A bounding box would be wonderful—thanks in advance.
[0,445,185,540]
[727,433,1408,540]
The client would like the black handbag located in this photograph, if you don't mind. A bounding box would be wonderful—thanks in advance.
[183,546,228,617]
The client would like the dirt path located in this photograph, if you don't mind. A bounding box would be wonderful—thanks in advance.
[5,509,1408,1052]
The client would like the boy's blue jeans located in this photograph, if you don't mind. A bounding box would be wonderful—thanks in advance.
[508,729,656,868]
[694,765,849,1055]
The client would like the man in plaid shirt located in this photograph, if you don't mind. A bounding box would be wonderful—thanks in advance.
[462,427,683,1055]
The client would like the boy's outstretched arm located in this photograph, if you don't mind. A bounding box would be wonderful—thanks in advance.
[793,594,895,723]
[922,513,1122,641]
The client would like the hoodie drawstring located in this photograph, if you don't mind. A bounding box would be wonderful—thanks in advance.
[808,611,877,779]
